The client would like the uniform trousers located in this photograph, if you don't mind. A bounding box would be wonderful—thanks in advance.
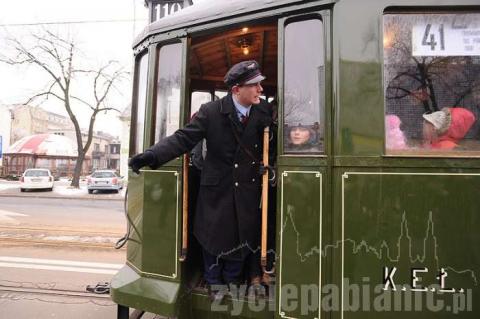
[202,248,263,285]
[202,248,244,285]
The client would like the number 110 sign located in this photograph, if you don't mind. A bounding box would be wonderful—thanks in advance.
[151,0,185,22]
[412,16,480,56]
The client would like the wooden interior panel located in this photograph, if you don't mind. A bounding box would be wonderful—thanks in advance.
[189,23,278,90]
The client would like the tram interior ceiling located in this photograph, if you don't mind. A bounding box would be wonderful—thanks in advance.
[189,23,278,95]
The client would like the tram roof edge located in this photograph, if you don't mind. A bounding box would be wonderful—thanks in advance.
[133,0,336,48]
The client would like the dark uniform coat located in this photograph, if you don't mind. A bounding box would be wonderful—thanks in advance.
[147,93,274,260]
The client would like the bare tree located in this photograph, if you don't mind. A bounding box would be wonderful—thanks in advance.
[0,30,127,187]
[386,50,475,113]
[284,90,313,124]
[384,17,480,114]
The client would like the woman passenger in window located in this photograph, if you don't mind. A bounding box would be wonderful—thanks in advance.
[422,107,476,150]
[286,123,320,152]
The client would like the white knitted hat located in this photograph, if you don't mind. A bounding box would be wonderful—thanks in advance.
[422,108,451,135]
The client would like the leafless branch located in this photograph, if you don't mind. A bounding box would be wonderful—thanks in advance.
[70,95,94,110]
[1,29,127,187]
[24,91,65,105]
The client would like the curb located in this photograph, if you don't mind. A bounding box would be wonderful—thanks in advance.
[0,193,125,201]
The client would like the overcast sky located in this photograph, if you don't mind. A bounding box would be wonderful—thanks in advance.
[0,0,150,137]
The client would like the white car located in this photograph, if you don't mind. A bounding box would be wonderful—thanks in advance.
[87,170,124,194]
[20,168,54,192]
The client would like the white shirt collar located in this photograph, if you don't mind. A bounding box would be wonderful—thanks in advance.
[232,95,251,118]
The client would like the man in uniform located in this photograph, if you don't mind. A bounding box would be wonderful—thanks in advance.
[129,60,274,298]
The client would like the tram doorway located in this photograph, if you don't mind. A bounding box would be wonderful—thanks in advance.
[184,21,278,293]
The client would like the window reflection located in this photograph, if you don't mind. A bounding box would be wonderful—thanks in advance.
[134,52,149,154]
[154,43,182,144]
[284,19,325,154]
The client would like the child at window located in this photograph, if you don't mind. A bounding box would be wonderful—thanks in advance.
[422,107,476,150]
[386,114,408,150]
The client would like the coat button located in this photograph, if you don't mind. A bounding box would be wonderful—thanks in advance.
[252,178,255,182]
[235,182,239,187]
[254,144,258,148]
[234,163,238,168]
[252,161,255,165]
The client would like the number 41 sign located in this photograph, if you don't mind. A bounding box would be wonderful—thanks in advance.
[412,16,480,56]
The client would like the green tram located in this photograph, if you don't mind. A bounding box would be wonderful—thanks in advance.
[111,0,480,318]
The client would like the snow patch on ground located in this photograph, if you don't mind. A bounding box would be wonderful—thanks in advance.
[0,183,19,191]
[43,235,117,243]
[54,185,88,196]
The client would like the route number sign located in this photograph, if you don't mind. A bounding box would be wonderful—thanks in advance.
[150,1,186,22]
[412,14,480,56]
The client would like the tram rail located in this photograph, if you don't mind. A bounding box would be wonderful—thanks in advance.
[0,284,112,300]
[0,225,125,249]
[0,225,123,236]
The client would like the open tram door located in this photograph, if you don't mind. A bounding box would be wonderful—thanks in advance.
[110,1,332,318]
[111,37,188,318]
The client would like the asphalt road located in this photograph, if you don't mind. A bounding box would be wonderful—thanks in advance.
[0,195,128,319]
[0,196,126,232]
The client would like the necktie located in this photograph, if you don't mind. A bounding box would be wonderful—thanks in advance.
[240,114,248,126]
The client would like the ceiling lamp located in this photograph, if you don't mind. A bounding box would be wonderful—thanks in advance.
[239,38,251,56]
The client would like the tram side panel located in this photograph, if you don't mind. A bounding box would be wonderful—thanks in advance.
[332,0,480,318]
[111,169,182,317]
[126,171,144,269]
[333,169,479,318]
[276,167,329,319]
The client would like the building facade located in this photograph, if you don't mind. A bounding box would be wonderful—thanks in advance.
[10,105,74,143]
[0,105,12,173]
[108,141,121,172]
[50,129,119,172]
[11,105,48,142]
[119,105,131,179]
[8,105,120,174]
[2,133,89,177]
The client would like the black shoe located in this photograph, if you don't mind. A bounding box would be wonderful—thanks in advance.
[247,277,266,299]
[207,284,228,303]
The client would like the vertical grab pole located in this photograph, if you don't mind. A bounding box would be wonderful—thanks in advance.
[261,126,270,271]
[180,154,189,262]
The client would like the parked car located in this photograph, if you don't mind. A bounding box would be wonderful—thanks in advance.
[87,170,124,194]
[20,168,54,192]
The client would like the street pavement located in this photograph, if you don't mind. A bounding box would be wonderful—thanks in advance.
[0,178,126,201]
[0,189,130,318]
[0,249,123,319]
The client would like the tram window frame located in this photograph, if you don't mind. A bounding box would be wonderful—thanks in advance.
[281,16,326,155]
[152,41,183,145]
[215,90,228,100]
[130,51,149,156]
[383,11,480,157]
[190,90,212,116]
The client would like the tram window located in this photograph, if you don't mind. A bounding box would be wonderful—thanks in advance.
[154,43,182,144]
[214,90,228,100]
[384,13,480,155]
[283,19,325,154]
[133,52,149,154]
[191,91,211,115]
